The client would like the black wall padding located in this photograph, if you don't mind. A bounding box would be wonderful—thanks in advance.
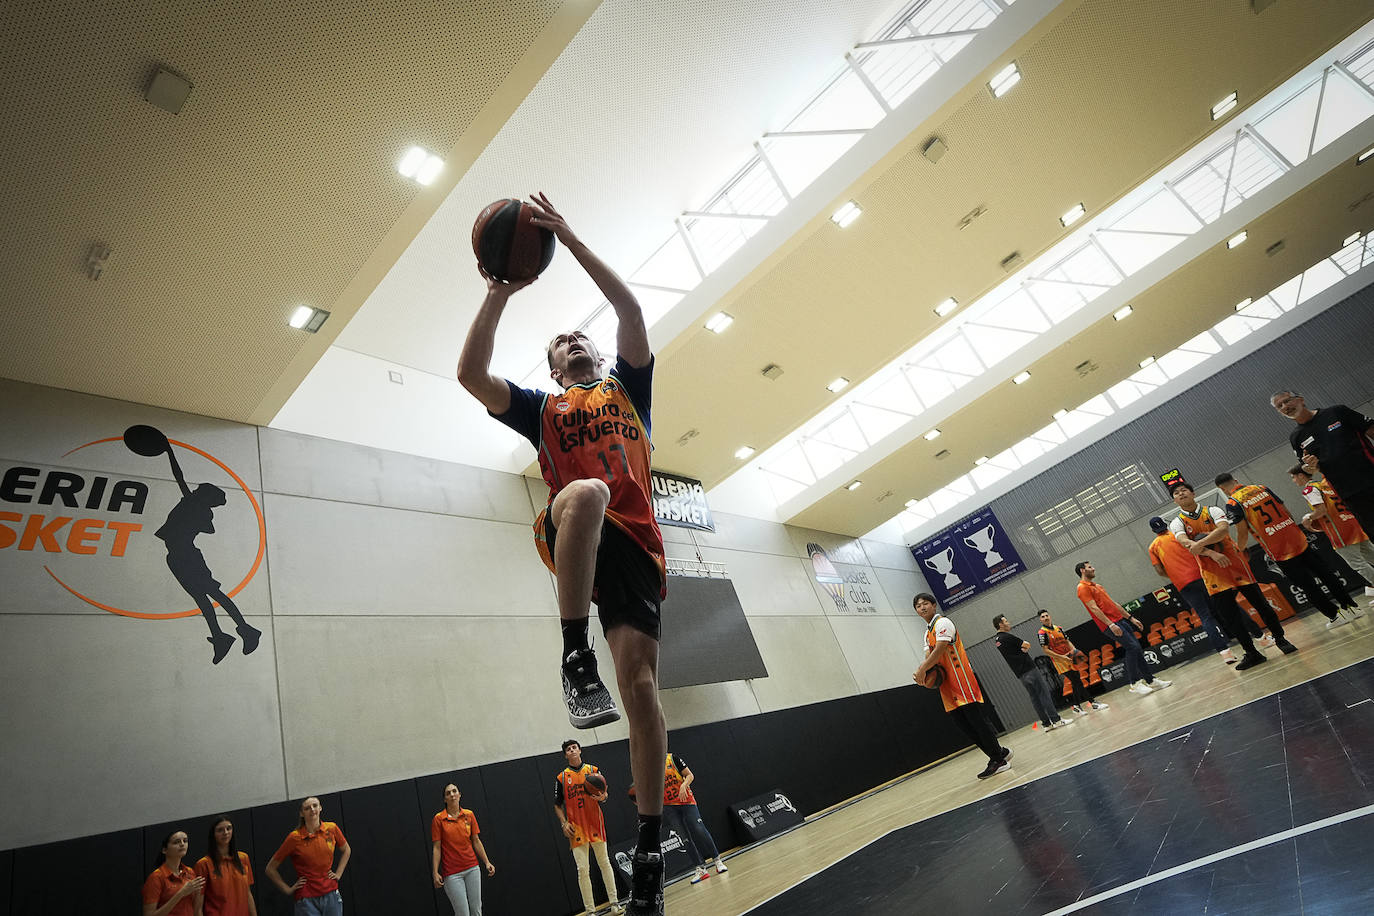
[2,683,969,915]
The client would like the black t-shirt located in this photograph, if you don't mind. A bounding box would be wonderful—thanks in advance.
[1290,405,1374,497]
[994,631,1034,676]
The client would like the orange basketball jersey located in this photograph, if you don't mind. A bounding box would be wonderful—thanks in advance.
[522,363,666,596]
[556,765,607,848]
[1227,484,1308,562]
[1172,507,1254,594]
[925,613,983,712]
[663,754,695,807]
[1308,479,1368,547]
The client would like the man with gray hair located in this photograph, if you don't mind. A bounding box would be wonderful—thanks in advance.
[1272,390,1374,534]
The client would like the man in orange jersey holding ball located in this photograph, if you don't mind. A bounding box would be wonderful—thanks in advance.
[912,593,1012,780]
[459,195,666,914]
[555,740,625,916]
[1216,472,1362,626]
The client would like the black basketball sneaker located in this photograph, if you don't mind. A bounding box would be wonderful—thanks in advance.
[562,646,620,729]
[626,848,665,916]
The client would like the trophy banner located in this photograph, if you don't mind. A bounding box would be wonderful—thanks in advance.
[909,507,1025,607]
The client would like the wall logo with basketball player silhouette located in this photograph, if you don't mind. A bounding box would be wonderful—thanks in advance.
[0,424,266,665]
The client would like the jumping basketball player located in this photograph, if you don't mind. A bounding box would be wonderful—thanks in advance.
[458,194,666,914]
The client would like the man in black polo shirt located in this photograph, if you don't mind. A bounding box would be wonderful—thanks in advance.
[1273,391,1374,533]
[993,615,1071,731]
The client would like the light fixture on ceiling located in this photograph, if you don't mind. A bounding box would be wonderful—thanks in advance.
[1060,203,1085,227]
[1227,231,1247,249]
[904,498,919,509]
[399,146,444,185]
[1235,298,1253,311]
[846,480,863,492]
[733,445,755,460]
[1012,370,1031,385]
[1356,146,1373,164]
[1139,356,1156,368]
[1343,232,1361,247]
[705,311,734,333]
[289,305,330,332]
[974,455,990,466]
[831,201,862,228]
[1053,409,1069,420]
[1211,91,1238,121]
[923,428,942,441]
[827,377,849,393]
[933,297,958,317]
[144,67,193,114]
[989,62,1021,98]
[1113,305,1133,321]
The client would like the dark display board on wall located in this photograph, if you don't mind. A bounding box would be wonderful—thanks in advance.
[909,507,1026,607]
[659,575,767,689]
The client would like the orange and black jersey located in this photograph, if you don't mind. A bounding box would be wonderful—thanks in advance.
[1224,483,1308,562]
[494,355,665,595]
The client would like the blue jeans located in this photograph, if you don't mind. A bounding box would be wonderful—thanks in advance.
[662,803,720,867]
[442,866,482,916]
[1178,579,1229,653]
[1019,668,1061,727]
[1111,619,1152,684]
[295,890,343,916]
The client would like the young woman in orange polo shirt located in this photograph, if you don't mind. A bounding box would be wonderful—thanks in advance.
[430,783,495,916]
[142,829,204,916]
[193,815,257,916]
[265,797,351,916]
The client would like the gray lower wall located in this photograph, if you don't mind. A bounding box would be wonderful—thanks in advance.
[0,377,936,850]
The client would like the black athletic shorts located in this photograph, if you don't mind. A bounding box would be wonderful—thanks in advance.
[544,514,662,641]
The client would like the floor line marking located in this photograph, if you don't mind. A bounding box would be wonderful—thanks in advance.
[1039,803,1374,915]
[1347,697,1372,707]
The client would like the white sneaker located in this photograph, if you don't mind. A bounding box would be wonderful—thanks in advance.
[1091,701,1109,710]
[1129,682,1154,695]
[690,866,710,884]
[1056,718,1075,727]
[1150,678,1173,689]
[1363,586,1374,597]
[1345,605,1365,620]
[1258,634,1276,649]
[1220,649,1238,664]
[1070,704,1083,714]
[714,860,728,875]
[1326,615,1350,629]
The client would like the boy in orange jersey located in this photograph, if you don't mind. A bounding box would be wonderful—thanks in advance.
[460,196,666,914]
[1291,462,1374,597]
[1146,516,1237,664]
[554,740,625,916]
[1168,483,1294,667]
[911,593,1012,780]
[1037,609,1107,713]
[1216,472,1362,627]
[1075,562,1171,695]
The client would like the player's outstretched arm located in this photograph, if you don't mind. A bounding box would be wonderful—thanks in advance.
[458,274,533,414]
[527,192,650,369]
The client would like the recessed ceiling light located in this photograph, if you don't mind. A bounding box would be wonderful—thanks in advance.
[288,305,330,332]
[831,201,862,228]
[399,146,444,185]
[1211,92,1238,121]
[733,445,755,460]
[1356,146,1373,164]
[904,498,919,509]
[1342,232,1360,247]
[827,377,849,393]
[974,455,990,466]
[1012,371,1031,385]
[989,62,1021,98]
[1235,298,1252,312]
[1113,305,1133,321]
[1060,203,1085,227]
[933,297,958,317]
[846,480,863,491]
[1139,356,1156,368]
[1227,231,1247,249]
[705,312,734,333]
[923,428,942,441]
[1053,409,1069,419]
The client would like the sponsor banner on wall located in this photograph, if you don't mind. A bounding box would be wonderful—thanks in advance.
[0,423,266,667]
[651,469,714,531]
[909,507,1025,607]
[730,789,804,844]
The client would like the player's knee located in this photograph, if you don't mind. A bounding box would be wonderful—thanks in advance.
[565,477,611,507]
